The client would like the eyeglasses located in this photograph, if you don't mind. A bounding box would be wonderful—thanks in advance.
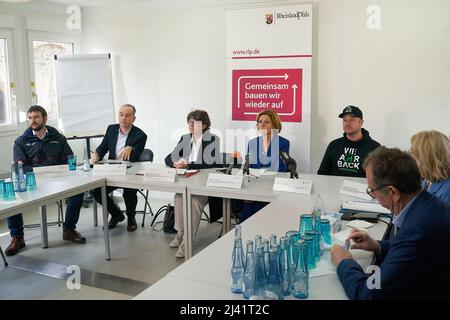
[366,184,387,198]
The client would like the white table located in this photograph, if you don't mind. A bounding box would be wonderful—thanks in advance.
[135,174,389,300]
[105,162,192,258]
[184,171,372,258]
[0,171,111,260]
[183,170,287,258]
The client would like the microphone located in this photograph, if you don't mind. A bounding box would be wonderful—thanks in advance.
[280,151,299,179]
[225,162,234,175]
[242,154,250,175]
[221,152,240,175]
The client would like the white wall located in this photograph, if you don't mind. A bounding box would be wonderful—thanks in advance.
[1,0,449,174]
[312,0,450,172]
[82,0,450,173]
[83,5,228,163]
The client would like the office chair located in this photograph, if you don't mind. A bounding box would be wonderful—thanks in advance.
[200,197,241,238]
[0,246,7,266]
[135,148,155,226]
[23,200,64,229]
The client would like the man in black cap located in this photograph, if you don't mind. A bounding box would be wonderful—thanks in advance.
[317,105,380,177]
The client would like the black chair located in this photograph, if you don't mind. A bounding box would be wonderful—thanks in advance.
[201,200,240,238]
[201,152,242,238]
[135,149,154,226]
[0,246,7,266]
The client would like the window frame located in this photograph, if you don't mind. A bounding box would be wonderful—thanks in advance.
[0,28,18,134]
[27,31,80,125]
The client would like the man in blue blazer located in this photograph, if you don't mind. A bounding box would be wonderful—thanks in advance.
[91,104,147,231]
[331,147,450,299]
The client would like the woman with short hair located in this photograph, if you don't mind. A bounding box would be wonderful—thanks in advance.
[165,109,221,258]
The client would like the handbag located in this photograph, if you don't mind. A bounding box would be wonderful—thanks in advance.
[163,205,177,234]
[150,204,177,233]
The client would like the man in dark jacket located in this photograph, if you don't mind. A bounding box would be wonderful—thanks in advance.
[5,105,86,256]
[317,105,380,177]
[331,147,450,299]
[91,104,147,232]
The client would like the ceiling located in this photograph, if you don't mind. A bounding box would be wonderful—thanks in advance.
[44,0,149,6]
[0,0,273,13]
[0,0,151,7]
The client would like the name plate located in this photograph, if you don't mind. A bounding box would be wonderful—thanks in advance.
[34,165,70,178]
[93,163,127,176]
[143,168,176,183]
[206,173,243,189]
[339,180,372,200]
[273,177,313,194]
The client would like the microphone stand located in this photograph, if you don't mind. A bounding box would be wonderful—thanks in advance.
[242,167,258,183]
[290,170,299,179]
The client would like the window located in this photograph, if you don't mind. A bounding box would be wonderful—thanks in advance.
[0,29,16,132]
[28,32,79,126]
[0,38,9,125]
[31,39,74,121]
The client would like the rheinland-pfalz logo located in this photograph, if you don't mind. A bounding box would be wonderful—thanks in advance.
[277,10,310,20]
[264,10,311,25]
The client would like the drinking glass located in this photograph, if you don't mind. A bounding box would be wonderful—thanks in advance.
[26,172,37,191]
[68,155,77,171]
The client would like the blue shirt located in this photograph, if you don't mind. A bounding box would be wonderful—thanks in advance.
[247,135,290,172]
[422,177,450,206]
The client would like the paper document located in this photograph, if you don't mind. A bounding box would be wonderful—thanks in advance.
[309,250,337,278]
[339,180,372,200]
[341,201,391,214]
[347,220,374,229]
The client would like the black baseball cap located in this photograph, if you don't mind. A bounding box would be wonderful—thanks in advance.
[338,105,363,119]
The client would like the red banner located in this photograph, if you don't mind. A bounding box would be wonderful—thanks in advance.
[232,68,302,122]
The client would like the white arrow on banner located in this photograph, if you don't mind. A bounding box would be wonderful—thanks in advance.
[237,73,289,109]
[243,84,298,116]
[278,84,298,116]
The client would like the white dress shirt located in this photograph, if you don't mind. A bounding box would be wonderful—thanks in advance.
[188,135,203,163]
[115,128,130,159]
